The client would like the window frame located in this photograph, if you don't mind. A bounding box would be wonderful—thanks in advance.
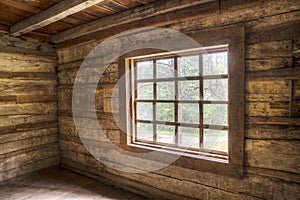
[118,27,245,178]
[131,47,229,156]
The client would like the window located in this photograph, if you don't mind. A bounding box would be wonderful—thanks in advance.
[129,46,229,161]
[119,27,245,178]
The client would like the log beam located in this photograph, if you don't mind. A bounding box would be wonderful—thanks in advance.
[51,0,217,44]
[10,0,105,36]
[248,67,300,80]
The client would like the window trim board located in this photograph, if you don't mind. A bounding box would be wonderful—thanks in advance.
[118,26,245,178]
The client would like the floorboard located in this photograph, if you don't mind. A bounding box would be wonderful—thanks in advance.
[0,167,148,200]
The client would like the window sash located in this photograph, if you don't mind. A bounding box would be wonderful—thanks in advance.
[130,49,229,157]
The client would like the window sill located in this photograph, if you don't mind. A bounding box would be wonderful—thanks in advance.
[127,141,242,178]
[128,141,228,164]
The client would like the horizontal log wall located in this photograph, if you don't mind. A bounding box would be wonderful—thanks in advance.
[0,33,59,182]
[56,0,300,199]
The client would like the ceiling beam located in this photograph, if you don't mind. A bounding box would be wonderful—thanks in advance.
[51,0,216,44]
[10,0,105,37]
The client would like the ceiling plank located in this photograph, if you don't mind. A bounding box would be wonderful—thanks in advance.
[57,1,219,48]
[51,0,216,44]
[10,0,106,36]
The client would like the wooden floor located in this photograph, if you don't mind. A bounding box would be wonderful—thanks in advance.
[0,167,148,200]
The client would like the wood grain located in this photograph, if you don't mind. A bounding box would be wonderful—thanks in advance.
[10,0,106,36]
[0,167,149,200]
[0,33,58,182]
[55,0,300,199]
[52,0,217,43]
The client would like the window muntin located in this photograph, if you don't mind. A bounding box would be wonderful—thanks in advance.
[129,46,229,159]
[120,27,245,178]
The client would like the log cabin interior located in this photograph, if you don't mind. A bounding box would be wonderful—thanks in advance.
[0,0,299,199]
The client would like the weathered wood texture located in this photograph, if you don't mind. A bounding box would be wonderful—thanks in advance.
[56,0,300,199]
[0,167,147,200]
[0,33,59,183]
[10,0,106,36]
[0,0,158,41]
[52,0,217,43]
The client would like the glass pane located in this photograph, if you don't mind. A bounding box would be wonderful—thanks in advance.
[136,61,153,79]
[137,83,153,100]
[157,125,175,144]
[157,82,175,100]
[203,52,228,76]
[156,103,174,122]
[178,55,199,77]
[156,59,175,78]
[178,127,199,148]
[178,103,199,124]
[204,79,228,101]
[137,103,153,121]
[137,123,153,141]
[203,104,228,126]
[204,129,228,152]
[178,80,200,100]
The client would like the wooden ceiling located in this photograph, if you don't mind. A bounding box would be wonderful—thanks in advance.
[0,0,157,41]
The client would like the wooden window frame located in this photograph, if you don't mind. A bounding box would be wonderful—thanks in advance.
[130,47,229,157]
[118,27,245,178]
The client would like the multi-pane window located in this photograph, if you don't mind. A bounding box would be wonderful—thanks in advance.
[121,27,245,177]
[128,46,229,159]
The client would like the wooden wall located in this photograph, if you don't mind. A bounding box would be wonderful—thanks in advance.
[57,0,300,199]
[0,33,59,182]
